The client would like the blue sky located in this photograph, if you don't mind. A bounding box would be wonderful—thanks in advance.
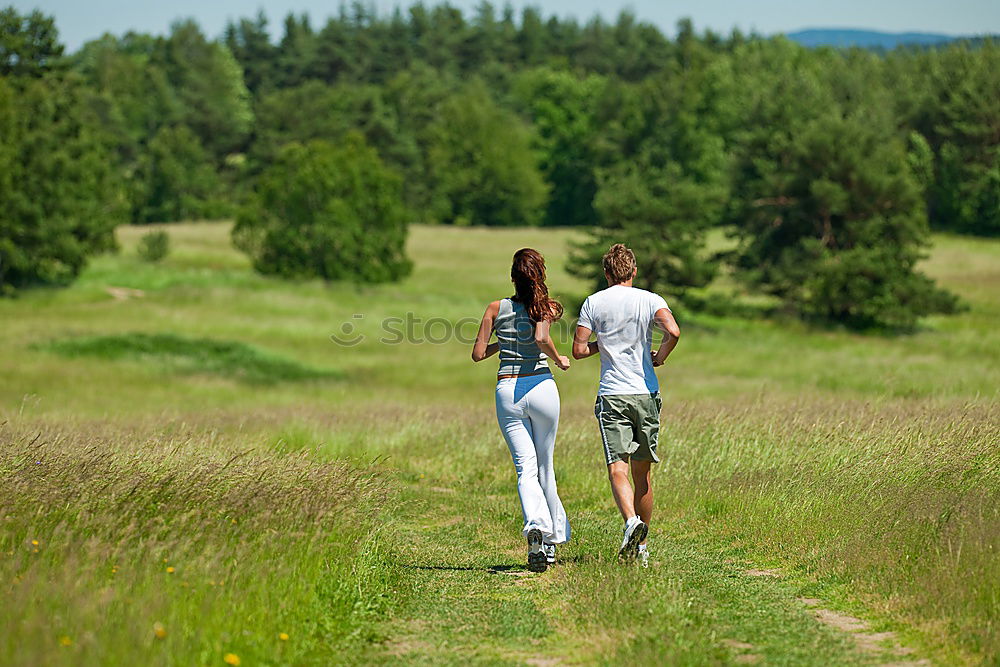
[12,0,1000,51]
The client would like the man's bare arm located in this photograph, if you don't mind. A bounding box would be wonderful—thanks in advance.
[573,325,599,360]
[651,308,680,367]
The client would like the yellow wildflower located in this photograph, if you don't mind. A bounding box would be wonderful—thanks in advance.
[279,632,289,641]
[223,653,241,665]
[153,622,167,639]
[31,540,38,546]
[59,636,72,647]
[166,566,175,574]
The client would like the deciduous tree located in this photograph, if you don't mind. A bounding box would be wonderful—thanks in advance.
[232,136,412,283]
[425,81,548,226]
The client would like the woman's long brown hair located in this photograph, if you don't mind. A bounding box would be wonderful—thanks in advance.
[511,248,564,322]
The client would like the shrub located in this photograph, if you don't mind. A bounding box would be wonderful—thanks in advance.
[136,230,169,262]
[232,135,412,283]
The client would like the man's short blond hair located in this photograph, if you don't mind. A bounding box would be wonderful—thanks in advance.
[602,243,636,284]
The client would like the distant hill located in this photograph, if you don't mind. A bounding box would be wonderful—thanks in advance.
[786,29,964,49]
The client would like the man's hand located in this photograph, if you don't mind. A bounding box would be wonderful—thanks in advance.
[651,344,671,367]
[554,355,571,371]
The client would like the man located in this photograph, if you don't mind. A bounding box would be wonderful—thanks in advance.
[573,243,681,566]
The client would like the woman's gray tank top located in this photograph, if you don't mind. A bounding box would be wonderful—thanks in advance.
[494,298,550,377]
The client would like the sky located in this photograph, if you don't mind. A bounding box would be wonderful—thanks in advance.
[11,0,1000,52]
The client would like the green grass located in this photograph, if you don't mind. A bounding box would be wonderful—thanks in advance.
[0,221,997,665]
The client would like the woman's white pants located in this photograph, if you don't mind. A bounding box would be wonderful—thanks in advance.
[495,374,570,544]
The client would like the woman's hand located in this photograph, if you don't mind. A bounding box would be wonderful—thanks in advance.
[535,319,570,371]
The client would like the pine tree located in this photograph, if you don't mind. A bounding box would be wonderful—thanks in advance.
[156,20,253,159]
[224,11,276,94]
[0,74,126,291]
[0,7,63,77]
[569,58,731,297]
[726,40,961,328]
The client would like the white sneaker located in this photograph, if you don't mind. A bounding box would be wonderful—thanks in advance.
[638,545,649,568]
[527,529,547,572]
[619,516,648,562]
[543,543,556,565]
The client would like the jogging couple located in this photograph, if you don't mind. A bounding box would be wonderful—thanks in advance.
[472,243,681,572]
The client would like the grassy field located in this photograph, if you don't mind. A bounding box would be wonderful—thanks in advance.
[1,222,997,665]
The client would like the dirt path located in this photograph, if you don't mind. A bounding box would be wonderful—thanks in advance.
[357,472,929,665]
[800,598,930,666]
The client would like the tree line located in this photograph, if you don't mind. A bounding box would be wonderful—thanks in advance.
[1,4,996,328]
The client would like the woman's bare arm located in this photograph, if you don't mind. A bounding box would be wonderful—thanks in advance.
[534,319,570,371]
[471,301,501,362]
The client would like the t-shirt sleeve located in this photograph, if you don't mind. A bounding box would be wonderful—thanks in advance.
[577,296,595,331]
[650,293,670,315]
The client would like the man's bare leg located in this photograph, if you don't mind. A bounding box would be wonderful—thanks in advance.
[631,460,652,545]
[607,460,635,521]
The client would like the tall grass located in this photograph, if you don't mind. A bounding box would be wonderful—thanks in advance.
[0,222,997,663]
[0,421,400,666]
[656,398,1000,659]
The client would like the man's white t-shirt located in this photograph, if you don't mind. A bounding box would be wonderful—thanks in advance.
[577,285,670,396]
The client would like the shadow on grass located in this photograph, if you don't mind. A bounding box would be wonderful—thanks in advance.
[403,564,529,574]
[404,553,599,573]
[38,332,341,384]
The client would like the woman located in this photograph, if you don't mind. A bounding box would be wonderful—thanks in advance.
[472,248,571,572]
